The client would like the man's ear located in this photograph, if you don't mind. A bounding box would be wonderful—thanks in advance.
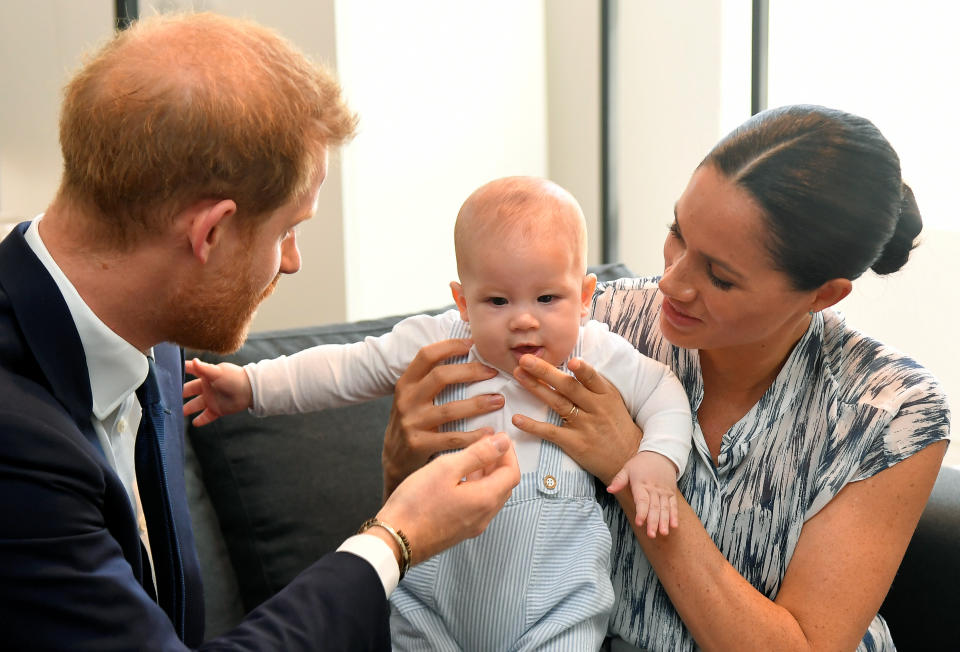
[187,199,237,264]
[450,281,470,322]
[580,273,598,317]
[810,278,852,313]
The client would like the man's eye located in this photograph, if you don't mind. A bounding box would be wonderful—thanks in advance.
[537,295,554,303]
[488,297,508,306]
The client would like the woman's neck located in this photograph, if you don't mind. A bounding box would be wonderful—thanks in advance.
[698,315,812,398]
[695,316,812,461]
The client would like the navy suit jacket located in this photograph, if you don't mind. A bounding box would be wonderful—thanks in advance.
[0,224,390,650]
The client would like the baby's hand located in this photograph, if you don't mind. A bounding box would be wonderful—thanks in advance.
[607,451,679,539]
[182,358,253,426]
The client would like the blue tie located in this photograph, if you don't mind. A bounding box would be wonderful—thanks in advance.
[136,357,186,638]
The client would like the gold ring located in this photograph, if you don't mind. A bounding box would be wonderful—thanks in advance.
[563,404,579,421]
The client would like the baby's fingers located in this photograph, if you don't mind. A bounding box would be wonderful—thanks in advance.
[183,377,203,399]
[645,491,663,539]
[634,487,652,529]
[607,468,629,494]
[182,394,205,416]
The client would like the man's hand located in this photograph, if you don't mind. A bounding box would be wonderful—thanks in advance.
[182,358,253,426]
[376,433,520,564]
[383,338,504,497]
[607,450,680,538]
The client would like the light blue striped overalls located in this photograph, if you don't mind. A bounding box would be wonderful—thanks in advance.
[390,320,614,651]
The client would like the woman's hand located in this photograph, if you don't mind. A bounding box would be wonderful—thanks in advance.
[511,354,643,485]
[382,338,505,497]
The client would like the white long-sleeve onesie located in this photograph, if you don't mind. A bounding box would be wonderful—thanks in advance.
[245,309,692,476]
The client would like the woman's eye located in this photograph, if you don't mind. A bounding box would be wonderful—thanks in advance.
[668,221,683,241]
[537,295,554,304]
[488,297,508,306]
[707,265,734,290]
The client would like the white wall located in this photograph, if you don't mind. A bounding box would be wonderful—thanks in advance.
[334,0,549,321]
[613,0,731,275]
[0,1,112,222]
[545,0,602,266]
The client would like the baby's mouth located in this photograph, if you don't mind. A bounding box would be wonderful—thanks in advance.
[511,345,544,359]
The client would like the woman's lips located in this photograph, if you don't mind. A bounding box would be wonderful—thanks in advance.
[511,345,544,360]
[662,298,702,328]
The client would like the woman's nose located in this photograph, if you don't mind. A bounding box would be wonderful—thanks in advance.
[659,251,696,303]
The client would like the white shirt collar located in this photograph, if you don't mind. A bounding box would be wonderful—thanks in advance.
[24,216,149,419]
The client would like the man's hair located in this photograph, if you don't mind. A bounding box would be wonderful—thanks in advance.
[57,12,357,247]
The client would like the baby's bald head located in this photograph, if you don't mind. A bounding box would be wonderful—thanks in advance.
[454,177,587,279]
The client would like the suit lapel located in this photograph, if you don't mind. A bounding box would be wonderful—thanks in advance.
[0,224,100,452]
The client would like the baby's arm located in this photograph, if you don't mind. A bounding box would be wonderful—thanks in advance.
[182,359,252,426]
[184,313,454,424]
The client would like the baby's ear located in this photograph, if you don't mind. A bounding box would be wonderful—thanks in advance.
[580,273,597,317]
[450,281,470,322]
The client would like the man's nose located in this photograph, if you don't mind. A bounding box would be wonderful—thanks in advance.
[279,231,301,274]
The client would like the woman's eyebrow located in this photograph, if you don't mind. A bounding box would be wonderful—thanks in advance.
[672,204,745,281]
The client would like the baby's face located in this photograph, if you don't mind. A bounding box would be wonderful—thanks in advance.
[452,232,594,374]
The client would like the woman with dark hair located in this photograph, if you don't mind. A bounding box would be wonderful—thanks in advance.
[384,105,950,650]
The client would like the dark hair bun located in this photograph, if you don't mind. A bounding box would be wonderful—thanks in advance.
[871,183,922,275]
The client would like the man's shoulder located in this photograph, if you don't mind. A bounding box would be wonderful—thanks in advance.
[0,365,78,438]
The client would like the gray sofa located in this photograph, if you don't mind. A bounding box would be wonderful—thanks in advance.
[182,264,958,650]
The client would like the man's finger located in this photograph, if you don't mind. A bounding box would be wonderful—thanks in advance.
[453,433,513,478]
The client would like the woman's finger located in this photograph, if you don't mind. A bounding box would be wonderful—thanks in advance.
[401,359,499,407]
[567,357,612,394]
[414,394,505,431]
[513,367,588,418]
[511,412,567,447]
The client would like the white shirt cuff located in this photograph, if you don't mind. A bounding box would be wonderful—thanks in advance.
[337,533,400,598]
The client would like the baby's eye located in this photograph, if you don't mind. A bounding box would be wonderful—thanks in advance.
[488,297,508,306]
[537,295,554,304]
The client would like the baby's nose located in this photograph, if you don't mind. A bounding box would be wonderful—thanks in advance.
[510,311,539,330]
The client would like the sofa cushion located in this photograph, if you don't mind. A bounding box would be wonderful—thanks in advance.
[186,263,635,620]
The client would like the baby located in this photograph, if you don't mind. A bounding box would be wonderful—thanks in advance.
[183,176,692,651]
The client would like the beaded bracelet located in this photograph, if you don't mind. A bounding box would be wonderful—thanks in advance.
[357,517,412,580]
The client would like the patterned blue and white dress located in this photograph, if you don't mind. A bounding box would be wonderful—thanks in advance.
[592,277,951,652]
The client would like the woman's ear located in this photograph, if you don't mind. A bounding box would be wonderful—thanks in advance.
[450,281,470,322]
[810,278,853,312]
[187,199,237,264]
[580,273,598,317]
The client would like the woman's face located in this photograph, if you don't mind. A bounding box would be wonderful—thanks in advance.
[658,164,816,355]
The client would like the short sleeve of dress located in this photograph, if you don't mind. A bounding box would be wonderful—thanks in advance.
[852,366,950,482]
[805,313,951,518]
